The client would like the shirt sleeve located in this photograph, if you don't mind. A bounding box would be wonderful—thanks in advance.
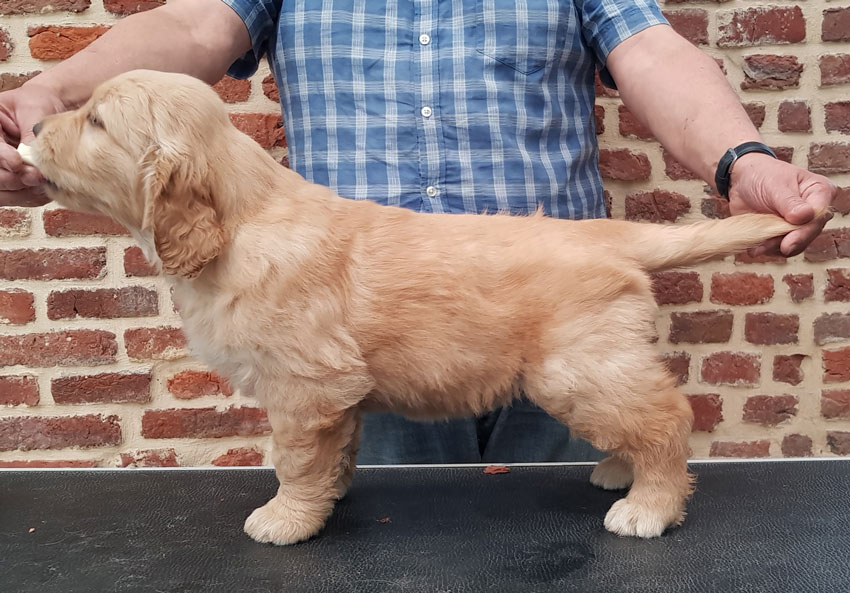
[217,0,282,79]
[576,0,669,89]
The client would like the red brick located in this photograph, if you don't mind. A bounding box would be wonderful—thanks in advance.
[124,327,187,361]
[43,209,128,236]
[814,313,850,345]
[663,9,708,46]
[0,459,98,468]
[733,252,788,267]
[808,143,850,175]
[824,348,850,383]
[0,376,38,406]
[821,54,850,86]
[710,440,770,458]
[48,287,158,320]
[744,313,798,345]
[52,372,151,404]
[743,395,798,426]
[119,448,178,467]
[717,7,805,48]
[710,272,773,305]
[783,273,814,302]
[663,149,700,181]
[701,197,731,220]
[670,311,733,344]
[229,113,286,149]
[781,434,813,457]
[662,352,690,386]
[701,352,760,386]
[651,271,703,306]
[212,76,251,103]
[0,414,120,451]
[625,190,690,222]
[167,370,233,399]
[825,102,850,134]
[0,71,40,92]
[774,354,806,385]
[773,146,794,164]
[123,246,158,277]
[822,389,850,419]
[603,190,612,219]
[599,149,651,182]
[804,228,850,262]
[825,268,850,302]
[778,100,811,132]
[0,28,12,62]
[743,102,766,129]
[0,208,31,237]
[141,406,271,439]
[28,25,110,60]
[835,186,850,216]
[686,394,722,432]
[594,104,604,135]
[741,55,802,90]
[617,105,653,140]
[262,73,280,102]
[1,0,89,13]
[212,447,264,466]
[0,289,34,325]
[827,431,850,455]
[0,247,105,280]
[823,7,850,42]
[104,0,163,15]
[0,330,117,367]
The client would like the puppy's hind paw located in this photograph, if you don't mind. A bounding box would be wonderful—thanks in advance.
[244,497,327,546]
[590,456,634,491]
[603,498,683,539]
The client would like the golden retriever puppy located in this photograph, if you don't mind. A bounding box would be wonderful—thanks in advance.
[28,70,810,544]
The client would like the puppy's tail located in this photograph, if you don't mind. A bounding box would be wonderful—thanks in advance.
[606,212,813,271]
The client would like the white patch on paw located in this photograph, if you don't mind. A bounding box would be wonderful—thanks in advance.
[590,457,634,491]
[603,498,681,538]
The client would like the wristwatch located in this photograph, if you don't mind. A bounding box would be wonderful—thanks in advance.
[714,142,777,200]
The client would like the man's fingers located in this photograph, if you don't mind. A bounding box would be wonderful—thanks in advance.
[780,214,832,257]
[0,188,51,207]
[748,236,783,258]
[0,169,28,191]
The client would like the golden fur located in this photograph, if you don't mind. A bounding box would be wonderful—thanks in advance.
[31,70,809,544]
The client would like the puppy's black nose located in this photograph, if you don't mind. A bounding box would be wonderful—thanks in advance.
[32,121,42,137]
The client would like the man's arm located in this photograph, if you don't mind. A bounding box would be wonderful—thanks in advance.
[606,24,837,257]
[0,0,251,206]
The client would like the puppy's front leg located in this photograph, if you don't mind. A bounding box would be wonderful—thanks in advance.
[244,403,360,545]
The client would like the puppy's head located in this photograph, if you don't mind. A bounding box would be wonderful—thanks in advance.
[32,70,231,278]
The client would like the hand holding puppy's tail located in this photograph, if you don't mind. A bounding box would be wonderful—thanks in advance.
[616,211,827,271]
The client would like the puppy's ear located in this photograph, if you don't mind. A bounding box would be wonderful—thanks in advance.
[140,146,226,279]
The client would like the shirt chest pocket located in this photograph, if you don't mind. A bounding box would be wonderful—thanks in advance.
[475,0,565,75]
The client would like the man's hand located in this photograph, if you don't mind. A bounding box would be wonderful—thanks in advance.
[0,83,66,207]
[728,153,837,257]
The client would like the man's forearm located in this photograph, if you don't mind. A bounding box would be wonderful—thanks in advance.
[606,25,762,188]
[23,0,251,109]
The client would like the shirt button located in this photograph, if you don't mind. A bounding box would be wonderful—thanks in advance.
[425,186,438,197]
[421,106,433,118]
[419,33,431,45]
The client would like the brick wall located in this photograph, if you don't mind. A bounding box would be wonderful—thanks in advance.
[0,1,848,466]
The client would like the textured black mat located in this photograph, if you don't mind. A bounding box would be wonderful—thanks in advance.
[1,461,848,592]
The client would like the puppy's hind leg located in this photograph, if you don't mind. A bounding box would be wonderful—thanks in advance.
[525,328,694,538]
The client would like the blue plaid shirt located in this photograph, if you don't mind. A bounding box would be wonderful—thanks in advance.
[222,0,666,219]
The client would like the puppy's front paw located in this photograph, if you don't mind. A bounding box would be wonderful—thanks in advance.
[603,497,684,538]
[244,497,328,545]
[590,457,633,491]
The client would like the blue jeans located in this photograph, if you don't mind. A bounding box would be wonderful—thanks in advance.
[358,398,605,464]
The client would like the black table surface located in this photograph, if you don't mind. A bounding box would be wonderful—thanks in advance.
[1,460,848,592]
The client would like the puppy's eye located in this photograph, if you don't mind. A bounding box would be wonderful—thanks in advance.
[88,114,103,128]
